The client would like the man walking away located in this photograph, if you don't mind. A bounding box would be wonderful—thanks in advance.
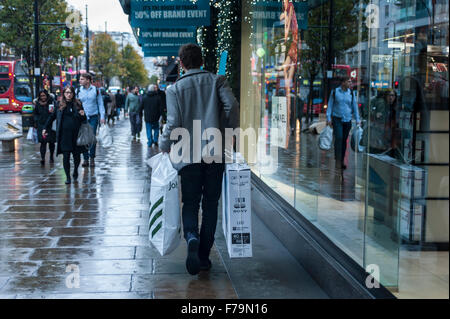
[142,84,164,147]
[159,43,240,275]
[76,73,105,168]
[115,89,125,120]
[326,76,361,170]
[125,86,142,140]
[106,89,117,125]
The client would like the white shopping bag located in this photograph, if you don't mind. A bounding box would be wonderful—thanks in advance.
[27,128,38,144]
[222,152,252,258]
[147,152,181,256]
[318,126,333,151]
[26,128,34,141]
[351,126,365,153]
[98,125,113,148]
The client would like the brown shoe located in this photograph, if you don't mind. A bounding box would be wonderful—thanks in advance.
[82,160,89,167]
[89,159,95,167]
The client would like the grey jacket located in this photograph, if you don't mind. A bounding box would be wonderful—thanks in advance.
[124,93,141,114]
[159,69,240,171]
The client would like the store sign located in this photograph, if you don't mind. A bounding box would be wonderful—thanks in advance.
[144,47,179,56]
[371,81,390,88]
[372,55,392,63]
[142,42,189,50]
[139,27,196,45]
[130,0,210,28]
[144,51,178,57]
[252,0,308,30]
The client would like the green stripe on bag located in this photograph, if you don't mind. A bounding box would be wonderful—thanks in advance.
[149,210,162,230]
[149,196,163,218]
[151,222,162,238]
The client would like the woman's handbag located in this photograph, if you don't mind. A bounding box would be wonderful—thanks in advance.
[76,123,96,147]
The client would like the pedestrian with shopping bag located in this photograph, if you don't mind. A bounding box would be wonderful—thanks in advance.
[142,84,164,148]
[159,43,240,275]
[125,86,142,140]
[33,89,56,165]
[326,76,361,169]
[43,86,87,185]
[76,73,105,168]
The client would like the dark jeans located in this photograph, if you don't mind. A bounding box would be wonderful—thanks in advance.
[179,162,225,261]
[83,115,99,161]
[40,142,55,160]
[332,116,352,164]
[63,151,81,180]
[146,122,159,146]
[129,112,141,137]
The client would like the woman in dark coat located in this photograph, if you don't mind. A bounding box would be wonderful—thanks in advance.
[33,90,56,165]
[43,86,87,184]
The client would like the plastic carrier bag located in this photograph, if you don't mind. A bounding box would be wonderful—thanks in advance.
[98,125,113,148]
[318,126,333,151]
[147,153,181,256]
[351,126,365,153]
[27,128,38,144]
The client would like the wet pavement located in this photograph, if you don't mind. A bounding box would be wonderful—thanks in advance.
[0,113,237,299]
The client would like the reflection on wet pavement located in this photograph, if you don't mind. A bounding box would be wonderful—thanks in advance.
[0,114,236,299]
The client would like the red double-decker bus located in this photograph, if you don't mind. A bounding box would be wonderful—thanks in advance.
[0,60,33,112]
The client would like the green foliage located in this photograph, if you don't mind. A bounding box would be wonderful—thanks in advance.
[91,33,122,87]
[119,44,149,89]
[149,75,159,85]
[0,0,84,96]
[300,0,368,122]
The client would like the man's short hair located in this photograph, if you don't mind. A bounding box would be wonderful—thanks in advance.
[339,75,351,84]
[80,73,92,82]
[178,43,203,70]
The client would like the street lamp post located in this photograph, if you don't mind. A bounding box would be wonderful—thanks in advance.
[86,5,90,74]
[387,20,397,88]
[34,0,40,96]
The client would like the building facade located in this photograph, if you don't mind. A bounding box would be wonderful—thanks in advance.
[121,0,449,299]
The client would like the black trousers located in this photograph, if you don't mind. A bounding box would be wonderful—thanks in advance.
[40,142,55,160]
[179,162,225,261]
[332,116,352,164]
[63,151,81,180]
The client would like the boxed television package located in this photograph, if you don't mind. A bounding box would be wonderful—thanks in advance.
[222,154,252,258]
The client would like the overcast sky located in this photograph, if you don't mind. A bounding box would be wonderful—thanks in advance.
[66,0,133,33]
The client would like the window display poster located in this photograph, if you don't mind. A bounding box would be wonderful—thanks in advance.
[271,96,287,148]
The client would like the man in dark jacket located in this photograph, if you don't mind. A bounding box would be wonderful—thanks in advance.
[115,89,125,119]
[141,84,163,147]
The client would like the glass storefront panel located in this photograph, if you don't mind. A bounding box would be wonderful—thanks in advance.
[240,0,448,298]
